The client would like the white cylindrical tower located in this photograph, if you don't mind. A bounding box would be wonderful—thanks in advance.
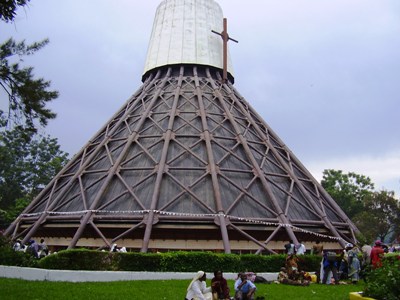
[143,0,234,80]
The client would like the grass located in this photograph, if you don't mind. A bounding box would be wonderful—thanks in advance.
[0,278,365,300]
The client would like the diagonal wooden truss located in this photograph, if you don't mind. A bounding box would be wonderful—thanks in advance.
[5,65,358,253]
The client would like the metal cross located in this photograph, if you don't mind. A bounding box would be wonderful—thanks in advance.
[212,18,238,83]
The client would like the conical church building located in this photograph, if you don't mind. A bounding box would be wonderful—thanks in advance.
[5,0,358,254]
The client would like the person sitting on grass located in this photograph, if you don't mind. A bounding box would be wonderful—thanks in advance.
[185,271,212,300]
[211,270,231,300]
[277,267,310,286]
[285,254,300,280]
[234,273,256,300]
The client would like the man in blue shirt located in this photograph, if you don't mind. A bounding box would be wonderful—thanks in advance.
[234,273,256,300]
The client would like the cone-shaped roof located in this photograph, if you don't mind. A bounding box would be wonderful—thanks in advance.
[5,0,358,253]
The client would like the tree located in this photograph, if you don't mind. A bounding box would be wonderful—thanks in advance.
[0,0,65,228]
[1,38,58,132]
[0,0,30,23]
[321,169,375,219]
[1,0,57,132]
[353,190,400,243]
[0,126,69,227]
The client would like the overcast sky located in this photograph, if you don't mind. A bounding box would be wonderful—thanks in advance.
[2,0,400,196]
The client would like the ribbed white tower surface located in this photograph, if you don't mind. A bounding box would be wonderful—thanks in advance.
[143,0,234,79]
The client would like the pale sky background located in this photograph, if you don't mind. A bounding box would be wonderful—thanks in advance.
[1,0,399,196]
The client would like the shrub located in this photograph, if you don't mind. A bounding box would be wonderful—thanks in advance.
[0,245,38,267]
[158,251,241,272]
[115,252,162,271]
[1,243,323,274]
[384,253,400,263]
[161,252,210,272]
[239,254,279,272]
[297,254,322,272]
[363,258,400,300]
[211,253,241,273]
[0,235,38,267]
[38,249,112,270]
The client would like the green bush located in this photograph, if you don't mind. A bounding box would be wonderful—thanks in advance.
[363,258,400,300]
[384,253,400,263]
[159,251,204,272]
[0,235,38,267]
[210,253,241,273]
[38,249,112,270]
[239,254,277,272]
[297,254,322,272]
[1,243,322,274]
[115,252,162,271]
[158,251,241,272]
[0,245,38,267]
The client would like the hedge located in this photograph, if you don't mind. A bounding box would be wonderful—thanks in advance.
[1,247,321,272]
[38,249,113,270]
[363,258,400,300]
[115,252,162,271]
[0,244,38,267]
[0,235,332,272]
[157,252,241,272]
[0,235,38,268]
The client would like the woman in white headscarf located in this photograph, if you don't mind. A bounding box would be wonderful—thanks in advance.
[185,271,212,300]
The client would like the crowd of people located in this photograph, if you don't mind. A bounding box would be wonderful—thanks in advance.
[110,243,127,253]
[11,236,396,298]
[280,238,391,286]
[12,239,131,257]
[320,239,390,285]
[12,238,49,258]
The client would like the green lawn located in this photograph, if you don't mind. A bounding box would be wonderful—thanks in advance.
[0,278,365,300]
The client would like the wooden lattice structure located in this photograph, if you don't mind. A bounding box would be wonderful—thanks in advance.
[5,0,358,253]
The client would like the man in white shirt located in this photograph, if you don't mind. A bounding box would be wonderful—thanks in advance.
[284,240,295,255]
[296,241,306,255]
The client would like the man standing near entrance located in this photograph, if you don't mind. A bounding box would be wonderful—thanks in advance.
[296,240,306,255]
[284,240,295,255]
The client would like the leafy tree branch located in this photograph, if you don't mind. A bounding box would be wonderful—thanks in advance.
[0,38,58,132]
[0,0,30,23]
